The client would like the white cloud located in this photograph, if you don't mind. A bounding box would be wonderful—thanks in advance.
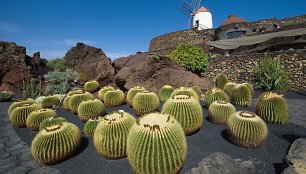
[0,22,23,33]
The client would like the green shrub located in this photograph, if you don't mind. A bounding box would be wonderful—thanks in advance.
[253,57,290,92]
[47,58,66,71]
[0,46,4,54]
[150,55,160,62]
[0,91,14,102]
[168,44,209,75]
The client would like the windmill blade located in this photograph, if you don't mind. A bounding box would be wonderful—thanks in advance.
[188,18,193,28]
[191,0,202,12]
[181,0,194,14]
[180,8,192,17]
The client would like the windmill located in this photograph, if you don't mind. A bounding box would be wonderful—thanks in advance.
[180,0,202,29]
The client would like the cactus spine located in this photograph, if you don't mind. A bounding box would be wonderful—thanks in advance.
[230,84,252,106]
[77,99,105,122]
[68,91,94,114]
[41,95,60,108]
[9,103,41,127]
[191,85,202,96]
[215,73,228,89]
[104,89,125,107]
[63,96,71,110]
[84,117,102,136]
[8,98,35,116]
[159,85,175,102]
[223,82,237,96]
[98,86,115,102]
[171,87,199,100]
[208,100,236,124]
[133,91,160,116]
[203,87,229,108]
[26,109,57,131]
[242,82,253,95]
[84,80,100,93]
[127,86,146,106]
[39,117,67,131]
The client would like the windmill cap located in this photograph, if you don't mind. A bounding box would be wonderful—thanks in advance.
[193,6,210,15]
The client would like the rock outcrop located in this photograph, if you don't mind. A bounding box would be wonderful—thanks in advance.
[283,138,306,174]
[64,43,115,86]
[25,52,50,78]
[114,54,212,92]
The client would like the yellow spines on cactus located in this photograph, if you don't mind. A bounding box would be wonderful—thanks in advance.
[8,98,35,116]
[39,117,67,131]
[41,95,60,108]
[77,99,105,122]
[104,89,125,107]
[84,117,102,136]
[67,88,83,96]
[94,111,136,159]
[68,91,94,114]
[208,100,236,124]
[127,86,146,106]
[63,96,71,110]
[171,87,199,100]
[230,84,252,107]
[10,103,41,127]
[162,94,203,135]
[26,109,57,131]
[223,82,237,96]
[133,91,160,116]
[84,80,100,93]
[127,113,187,174]
[97,86,115,102]
[191,85,202,96]
[242,82,253,95]
[203,87,229,108]
[159,85,174,102]
[215,73,228,89]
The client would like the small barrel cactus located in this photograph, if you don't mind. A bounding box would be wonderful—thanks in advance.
[215,73,228,89]
[255,92,288,124]
[242,82,253,95]
[133,91,160,116]
[84,80,100,93]
[127,113,187,174]
[67,88,83,96]
[94,111,136,159]
[26,109,57,131]
[208,100,236,124]
[104,89,125,107]
[69,91,94,114]
[223,82,237,97]
[78,99,105,122]
[8,98,35,116]
[171,87,199,100]
[10,103,41,127]
[158,85,174,102]
[39,117,67,131]
[203,87,229,108]
[230,84,252,107]
[41,95,60,108]
[63,96,71,110]
[84,117,102,136]
[191,85,202,96]
[226,111,268,148]
[98,86,115,102]
[162,94,203,135]
[31,122,81,164]
[127,86,146,106]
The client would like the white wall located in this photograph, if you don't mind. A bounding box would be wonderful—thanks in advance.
[193,12,213,30]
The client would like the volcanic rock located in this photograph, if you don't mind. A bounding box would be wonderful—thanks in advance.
[25,52,50,78]
[283,138,306,174]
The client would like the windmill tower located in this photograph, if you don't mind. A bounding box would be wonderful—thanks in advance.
[180,0,213,30]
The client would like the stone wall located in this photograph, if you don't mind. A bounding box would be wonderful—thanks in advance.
[207,49,306,91]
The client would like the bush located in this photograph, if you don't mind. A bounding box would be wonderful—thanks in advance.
[44,69,79,94]
[0,46,4,54]
[168,44,209,75]
[47,58,66,71]
[252,57,290,92]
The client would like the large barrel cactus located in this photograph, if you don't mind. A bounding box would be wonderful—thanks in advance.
[26,109,57,131]
[84,117,102,136]
[67,88,83,96]
[84,80,100,93]
[203,87,229,108]
[78,99,105,122]
[230,84,252,107]
[98,86,115,102]
[159,85,174,102]
[39,117,67,131]
[69,91,94,114]
[243,82,253,95]
[133,91,160,116]
[223,82,237,96]
[8,98,35,116]
[10,103,41,127]
[255,92,288,124]
[41,95,60,108]
[127,86,146,106]
[94,111,136,159]
[208,100,236,124]
[162,94,203,135]
[171,87,199,100]
[63,96,71,110]
[104,89,125,107]
[31,122,81,164]
[191,85,201,96]
[127,113,187,174]
[215,73,228,89]
[226,111,268,148]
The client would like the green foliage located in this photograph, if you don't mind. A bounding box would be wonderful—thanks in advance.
[255,92,288,124]
[84,80,100,93]
[0,91,14,102]
[39,117,67,131]
[22,78,42,99]
[230,84,252,106]
[8,98,35,116]
[208,101,236,124]
[9,103,41,127]
[0,46,4,54]
[203,87,229,108]
[78,72,88,83]
[94,111,136,159]
[104,89,125,107]
[127,113,187,174]
[41,95,60,108]
[127,86,146,106]
[150,55,160,62]
[162,94,203,135]
[252,57,290,92]
[133,91,160,115]
[226,111,268,148]
[47,58,66,71]
[171,87,199,100]
[68,91,94,114]
[158,85,174,102]
[31,122,81,164]
[26,109,57,131]
[168,44,209,75]
[78,99,105,122]
[215,73,228,90]
[44,69,79,95]
[84,117,102,136]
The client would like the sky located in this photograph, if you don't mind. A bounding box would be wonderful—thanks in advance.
[0,0,306,60]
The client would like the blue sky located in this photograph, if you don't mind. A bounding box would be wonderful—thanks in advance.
[1,0,305,60]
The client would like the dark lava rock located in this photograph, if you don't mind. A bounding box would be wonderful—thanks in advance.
[186,152,255,174]
[115,54,212,92]
[64,43,115,86]
[25,52,50,78]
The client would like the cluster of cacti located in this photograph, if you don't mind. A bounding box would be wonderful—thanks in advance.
[9,103,41,127]
[104,89,125,107]
[158,85,174,102]
[215,73,228,89]
[26,109,57,131]
[68,91,94,114]
[171,87,199,100]
[98,86,115,102]
[223,82,237,96]
[230,84,252,106]
[78,99,105,122]
[203,87,229,108]
[255,92,288,124]
[226,111,268,148]
[22,78,42,99]
[127,113,187,174]
[208,100,236,124]
[133,91,160,115]
[162,94,203,135]
[31,122,81,164]
[84,80,100,93]
[94,111,136,159]
[39,117,67,131]
[8,98,35,116]
[191,85,201,96]
[84,117,102,136]
[127,86,146,106]
[41,95,60,108]
[243,82,253,95]
[0,91,14,102]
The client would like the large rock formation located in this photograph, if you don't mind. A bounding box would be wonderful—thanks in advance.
[64,43,115,86]
[25,52,50,78]
[283,138,306,174]
[114,54,212,92]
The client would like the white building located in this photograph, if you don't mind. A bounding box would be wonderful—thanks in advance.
[192,6,213,30]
